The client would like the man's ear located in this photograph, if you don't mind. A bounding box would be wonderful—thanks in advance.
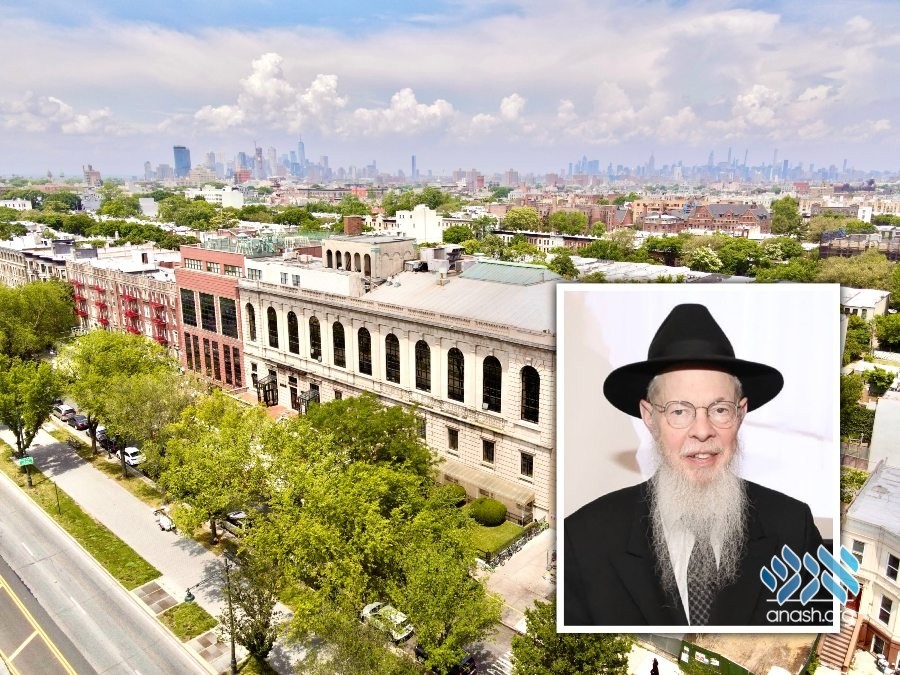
[639,399,656,433]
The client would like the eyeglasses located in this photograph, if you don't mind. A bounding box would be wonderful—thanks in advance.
[647,400,741,429]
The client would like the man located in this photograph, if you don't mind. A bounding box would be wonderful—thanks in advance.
[564,303,829,627]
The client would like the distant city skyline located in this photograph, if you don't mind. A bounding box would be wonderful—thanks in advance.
[1,0,899,176]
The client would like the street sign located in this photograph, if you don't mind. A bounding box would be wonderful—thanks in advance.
[15,457,34,467]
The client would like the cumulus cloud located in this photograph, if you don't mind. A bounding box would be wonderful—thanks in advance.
[499,93,526,121]
[0,91,126,135]
[341,88,455,136]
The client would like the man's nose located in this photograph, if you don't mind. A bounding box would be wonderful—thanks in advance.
[689,407,716,440]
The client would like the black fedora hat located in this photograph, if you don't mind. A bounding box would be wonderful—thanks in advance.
[602,303,784,418]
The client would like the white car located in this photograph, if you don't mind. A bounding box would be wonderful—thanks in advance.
[119,447,144,466]
[360,602,414,643]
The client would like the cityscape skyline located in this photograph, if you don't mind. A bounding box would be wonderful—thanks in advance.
[1,0,899,176]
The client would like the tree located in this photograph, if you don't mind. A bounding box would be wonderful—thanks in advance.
[580,239,625,261]
[160,390,272,541]
[0,280,76,359]
[443,225,474,244]
[865,366,895,397]
[490,186,514,200]
[338,194,371,217]
[579,271,607,283]
[58,330,189,456]
[687,246,723,273]
[760,236,805,262]
[770,196,804,238]
[715,238,762,276]
[275,206,319,229]
[172,200,216,229]
[548,211,587,236]
[41,191,81,212]
[505,240,545,263]
[547,253,578,279]
[0,356,61,460]
[612,192,639,206]
[876,313,900,352]
[754,257,821,283]
[844,314,873,364]
[511,601,632,674]
[469,215,494,239]
[815,249,893,290]
[606,228,637,254]
[841,373,875,440]
[841,467,868,504]
[0,219,27,241]
[99,196,141,218]
[504,207,542,232]
[219,554,285,665]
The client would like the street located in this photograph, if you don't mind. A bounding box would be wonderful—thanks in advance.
[0,460,207,674]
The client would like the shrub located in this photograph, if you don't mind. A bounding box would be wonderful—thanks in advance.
[442,483,468,507]
[469,497,507,526]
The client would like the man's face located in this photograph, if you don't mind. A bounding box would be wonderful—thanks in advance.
[640,368,747,485]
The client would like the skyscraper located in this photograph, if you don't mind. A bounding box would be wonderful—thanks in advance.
[411,155,418,181]
[173,146,191,178]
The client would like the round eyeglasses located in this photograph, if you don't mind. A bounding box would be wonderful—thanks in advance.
[647,400,740,429]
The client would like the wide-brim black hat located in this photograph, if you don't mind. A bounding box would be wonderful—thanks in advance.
[603,303,784,418]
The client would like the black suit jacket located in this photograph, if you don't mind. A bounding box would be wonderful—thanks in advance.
[563,479,832,627]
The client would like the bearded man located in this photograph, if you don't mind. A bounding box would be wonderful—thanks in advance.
[563,303,829,628]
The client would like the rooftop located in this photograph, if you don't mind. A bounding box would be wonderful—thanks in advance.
[846,461,900,532]
[458,259,561,286]
[365,261,557,334]
[840,286,890,308]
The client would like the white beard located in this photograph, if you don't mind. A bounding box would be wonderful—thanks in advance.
[649,439,748,600]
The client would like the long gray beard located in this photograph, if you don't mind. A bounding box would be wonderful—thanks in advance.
[648,441,749,602]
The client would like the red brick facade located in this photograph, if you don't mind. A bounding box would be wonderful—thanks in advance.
[175,246,247,390]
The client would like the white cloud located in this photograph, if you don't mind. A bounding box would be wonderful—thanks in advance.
[499,93,526,121]
[0,91,125,135]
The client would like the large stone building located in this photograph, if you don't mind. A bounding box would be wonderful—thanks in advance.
[237,245,559,523]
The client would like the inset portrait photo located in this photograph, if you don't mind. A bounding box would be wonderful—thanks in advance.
[557,284,840,634]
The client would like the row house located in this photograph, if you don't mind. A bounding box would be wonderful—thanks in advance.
[826,462,900,670]
[67,257,179,350]
[234,241,559,524]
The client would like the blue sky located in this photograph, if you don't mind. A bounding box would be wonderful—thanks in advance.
[0,0,898,177]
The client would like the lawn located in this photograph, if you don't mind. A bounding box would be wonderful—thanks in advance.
[468,520,523,557]
[1,442,160,590]
[159,602,218,641]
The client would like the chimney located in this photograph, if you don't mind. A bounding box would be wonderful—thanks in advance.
[344,216,363,236]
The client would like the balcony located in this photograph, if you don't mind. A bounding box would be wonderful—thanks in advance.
[75,309,88,318]
[124,309,140,319]
[121,293,138,303]
[152,316,167,326]
[73,293,86,302]
[98,317,110,326]
[71,280,84,287]
[90,285,106,293]
[154,335,169,346]
[149,299,165,308]
[94,300,108,309]
[125,326,141,335]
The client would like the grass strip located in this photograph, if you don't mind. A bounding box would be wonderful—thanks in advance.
[159,602,218,641]
[467,520,523,556]
[1,442,160,590]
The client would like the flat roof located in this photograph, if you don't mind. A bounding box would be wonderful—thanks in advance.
[846,461,900,531]
[365,265,556,334]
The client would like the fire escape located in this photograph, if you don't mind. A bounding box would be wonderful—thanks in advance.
[121,291,142,335]
[149,299,169,346]
[71,280,89,321]
[91,284,110,327]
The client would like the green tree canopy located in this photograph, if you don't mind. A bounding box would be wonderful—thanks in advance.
[547,253,578,279]
[865,366,895,397]
[443,225,474,244]
[504,207,542,232]
[687,246,723,273]
[770,196,804,238]
[548,211,588,236]
[490,186,514,200]
[844,314,873,364]
[613,191,639,206]
[0,356,61,458]
[511,601,632,674]
[876,313,900,352]
[98,195,142,218]
[0,281,75,359]
[815,249,894,290]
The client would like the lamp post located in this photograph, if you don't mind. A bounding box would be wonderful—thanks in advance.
[224,552,238,675]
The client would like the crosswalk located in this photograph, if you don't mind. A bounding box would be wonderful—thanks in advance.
[483,650,514,674]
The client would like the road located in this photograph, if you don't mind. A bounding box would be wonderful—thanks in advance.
[0,467,207,674]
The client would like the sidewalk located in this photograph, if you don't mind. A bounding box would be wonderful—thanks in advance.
[485,528,556,633]
[2,422,298,673]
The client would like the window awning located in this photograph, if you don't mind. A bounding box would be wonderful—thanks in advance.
[439,456,535,507]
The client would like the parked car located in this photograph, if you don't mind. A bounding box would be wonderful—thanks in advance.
[67,414,89,430]
[118,446,144,466]
[360,602,414,643]
[53,404,76,421]
[414,645,477,674]
[153,507,175,532]
[91,425,107,442]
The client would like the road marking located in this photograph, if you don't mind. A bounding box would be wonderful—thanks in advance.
[0,577,78,674]
[68,595,87,615]
[21,541,34,558]
[7,630,38,660]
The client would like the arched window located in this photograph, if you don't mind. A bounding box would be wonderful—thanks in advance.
[267,307,278,348]
[521,366,540,423]
[483,356,502,412]
[309,317,322,361]
[358,327,372,375]
[447,348,464,402]
[245,303,256,342]
[333,322,346,368]
[326,250,333,268]
[415,340,430,391]
[385,334,400,383]
[287,312,299,354]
